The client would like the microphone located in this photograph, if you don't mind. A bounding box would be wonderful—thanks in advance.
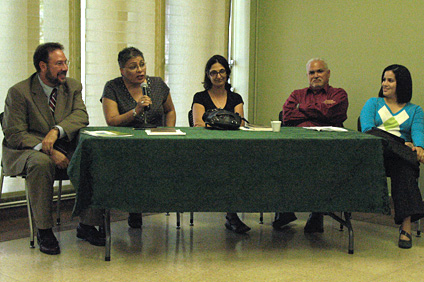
[136,82,156,129]
[141,82,150,111]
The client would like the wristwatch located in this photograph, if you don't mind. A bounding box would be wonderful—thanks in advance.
[133,108,137,117]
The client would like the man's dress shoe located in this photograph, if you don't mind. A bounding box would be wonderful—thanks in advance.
[37,230,60,255]
[77,223,106,246]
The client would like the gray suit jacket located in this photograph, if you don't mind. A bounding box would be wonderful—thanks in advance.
[2,73,89,175]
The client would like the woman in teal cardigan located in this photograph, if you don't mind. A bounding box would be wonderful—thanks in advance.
[360,64,424,249]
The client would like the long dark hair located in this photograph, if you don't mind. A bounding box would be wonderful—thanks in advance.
[378,64,412,103]
[202,55,232,91]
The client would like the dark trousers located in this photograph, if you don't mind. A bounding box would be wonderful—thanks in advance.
[385,154,424,224]
[25,138,103,229]
[366,128,424,224]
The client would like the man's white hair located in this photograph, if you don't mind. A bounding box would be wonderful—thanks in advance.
[306,58,328,72]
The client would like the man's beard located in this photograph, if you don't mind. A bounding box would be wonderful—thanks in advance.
[46,67,66,86]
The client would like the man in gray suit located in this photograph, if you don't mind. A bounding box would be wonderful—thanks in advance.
[2,42,104,255]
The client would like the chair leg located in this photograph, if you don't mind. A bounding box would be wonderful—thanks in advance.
[339,212,344,231]
[176,212,181,229]
[56,180,62,225]
[25,182,35,248]
[259,212,264,224]
[0,168,4,201]
[190,212,194,226]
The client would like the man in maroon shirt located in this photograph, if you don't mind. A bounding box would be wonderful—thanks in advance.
[274,58,349,232]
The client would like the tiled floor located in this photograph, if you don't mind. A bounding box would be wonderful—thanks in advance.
[0,205,423,282]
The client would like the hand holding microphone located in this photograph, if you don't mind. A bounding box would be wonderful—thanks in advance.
[133,82,156,128]
[135,83,152,113]
[141,82,151,111]
[136,96,152,109]
[138,82,156,128]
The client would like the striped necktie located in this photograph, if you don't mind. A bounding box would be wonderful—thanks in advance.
[49,88,57,113]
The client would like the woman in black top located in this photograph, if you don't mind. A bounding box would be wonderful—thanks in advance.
[191,55,249,234]
[192,56,244,127]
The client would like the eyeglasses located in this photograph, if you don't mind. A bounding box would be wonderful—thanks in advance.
[209,69,226,77]
[50,60,70,67]
[125,62,146,71]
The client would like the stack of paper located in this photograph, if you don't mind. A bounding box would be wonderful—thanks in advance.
[303,126,348,132]
[82,130,133,137]
[145,128,186,136]
[240,124,273,131]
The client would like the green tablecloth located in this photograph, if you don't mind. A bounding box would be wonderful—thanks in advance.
[68,127,389,216]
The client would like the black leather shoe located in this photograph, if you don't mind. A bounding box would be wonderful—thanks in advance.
[37,230,60,255]
[304,213,324,233]
[77,223,106,246]
[225,215,251,234]
[272,212,297,230]
[128,213,143,228]
[398,228,412,249]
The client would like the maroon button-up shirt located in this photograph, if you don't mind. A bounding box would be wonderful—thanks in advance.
[282,84,348,127]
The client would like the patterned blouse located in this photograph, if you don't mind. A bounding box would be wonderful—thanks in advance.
[101,76,170,127]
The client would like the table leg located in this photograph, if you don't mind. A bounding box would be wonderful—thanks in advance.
[327,212,354,254]
[343,212,354,254]
[104,209,111,261]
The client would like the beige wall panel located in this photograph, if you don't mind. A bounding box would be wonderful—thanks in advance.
[251,0,424,130]
[251,0,424,192]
